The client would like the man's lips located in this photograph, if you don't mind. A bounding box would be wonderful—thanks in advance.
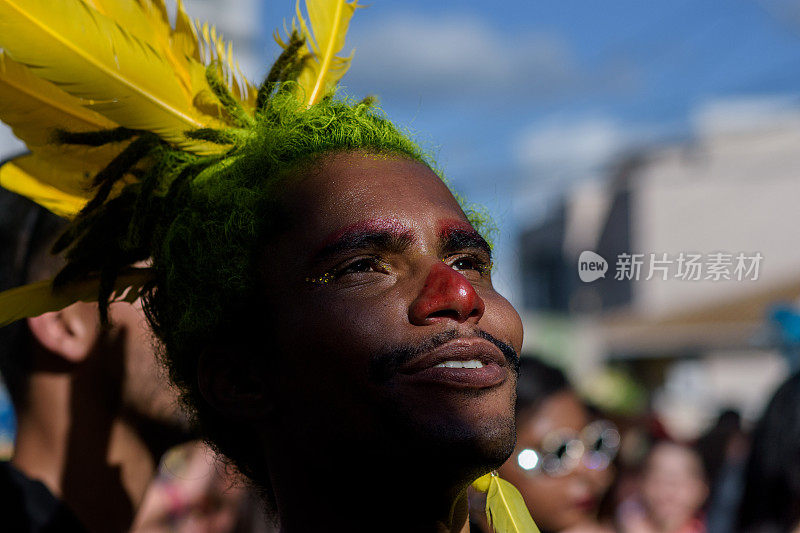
[396,337,509,389]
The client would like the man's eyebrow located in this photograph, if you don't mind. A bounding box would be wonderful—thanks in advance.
[439,226,492,258]
[312,220,413,262]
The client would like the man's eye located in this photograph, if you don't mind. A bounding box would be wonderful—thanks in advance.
[337,257,388,276]
[449,255,491,275]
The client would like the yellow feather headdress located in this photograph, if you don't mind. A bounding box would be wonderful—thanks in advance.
[0,0,358,325]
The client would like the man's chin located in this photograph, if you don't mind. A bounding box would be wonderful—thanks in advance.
[472,414,517,469]
[376,379,515,460]
[442,412,517,472]
[438,387,515,455]
[382,405,517,477]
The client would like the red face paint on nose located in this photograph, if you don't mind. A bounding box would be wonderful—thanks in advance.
[409,262,486,326]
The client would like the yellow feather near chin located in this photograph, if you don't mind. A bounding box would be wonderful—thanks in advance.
[472,472,540,533]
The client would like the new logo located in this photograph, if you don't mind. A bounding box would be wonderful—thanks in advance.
[578,251,608,282]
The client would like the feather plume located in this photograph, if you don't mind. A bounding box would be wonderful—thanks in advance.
[0,0,230,151]
[0,53,118,148]
[472,472,540,533]
[173,0,202,63]
[0,53,127,196]
[84,0,193,96]
[0,152,137,213]
[0,157,86,217]
[198,22,257,109]
[0,268,152,327]
[86,0,257,113]
[278,0,360,106]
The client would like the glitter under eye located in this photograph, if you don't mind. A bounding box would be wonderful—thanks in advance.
[305,272,335,285]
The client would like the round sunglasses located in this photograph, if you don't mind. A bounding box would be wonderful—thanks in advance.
[515,420,621,477]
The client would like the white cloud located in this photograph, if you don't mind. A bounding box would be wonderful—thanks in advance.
[515,116,625,172]
[344,13,575,102]
[693,94,800,137]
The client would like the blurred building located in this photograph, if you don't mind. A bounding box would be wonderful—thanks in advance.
[519,102,800,438]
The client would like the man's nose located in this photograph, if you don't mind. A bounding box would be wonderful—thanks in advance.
[409,262,485,325]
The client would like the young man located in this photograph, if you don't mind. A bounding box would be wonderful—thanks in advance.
[0,190,191,532]
[0,1,535,531]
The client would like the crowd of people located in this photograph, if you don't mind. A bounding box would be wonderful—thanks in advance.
[467,358,800,533]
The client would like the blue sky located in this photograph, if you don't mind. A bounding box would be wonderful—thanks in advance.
[266,0,800,300]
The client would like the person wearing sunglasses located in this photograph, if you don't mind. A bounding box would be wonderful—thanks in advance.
[474,357,619,533]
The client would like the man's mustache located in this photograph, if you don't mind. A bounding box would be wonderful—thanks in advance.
[369,329,520,383]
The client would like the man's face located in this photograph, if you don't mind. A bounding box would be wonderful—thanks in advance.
[260,152,523,469]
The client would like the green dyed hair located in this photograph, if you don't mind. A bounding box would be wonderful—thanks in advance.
[51,46,493,500]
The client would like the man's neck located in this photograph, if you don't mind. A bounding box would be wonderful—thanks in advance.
[270,443,476,533]
[278,482,471,533]
[12,371,162,533]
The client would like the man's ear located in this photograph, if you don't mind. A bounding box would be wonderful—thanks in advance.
[26,301,100,363]
[197,347,272,421]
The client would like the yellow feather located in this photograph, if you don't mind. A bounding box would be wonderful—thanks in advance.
[281,0,360,106]
[0,268,152,328]
[0,52,118,147]
[472,472,540,533]
[0,0,225,150]
[174,0,202,63]
[84,0,258,112]
[2,152,123,200]
[0,52,127,186]
[83,0,194,98]
[196,21,258,110]
[0,158,86,218]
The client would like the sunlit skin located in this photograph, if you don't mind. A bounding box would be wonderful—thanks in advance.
[224,151,524,532]
[499,391,613,533]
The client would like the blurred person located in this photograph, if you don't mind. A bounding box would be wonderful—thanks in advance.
[737,372,800,533]
[0,190,191,532]
[471,357,618,533]
[697,410,748,533]
[696,409,744,486]
[618,441,708,533]
[132,441,272,533]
